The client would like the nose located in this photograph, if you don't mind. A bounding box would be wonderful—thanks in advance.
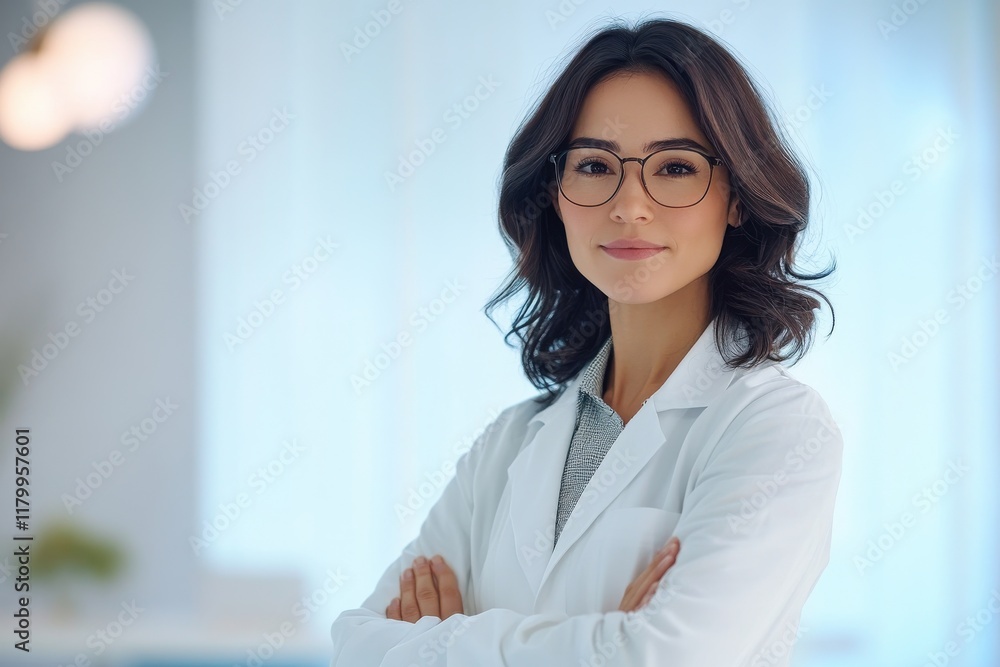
[609,160,654,223]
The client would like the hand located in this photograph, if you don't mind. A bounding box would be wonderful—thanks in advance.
[618,536,680,612]
[386,555,464,622]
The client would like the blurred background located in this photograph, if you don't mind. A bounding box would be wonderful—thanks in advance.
[0,0,996,665]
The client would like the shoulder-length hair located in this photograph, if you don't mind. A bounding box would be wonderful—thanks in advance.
[483,16,835,407]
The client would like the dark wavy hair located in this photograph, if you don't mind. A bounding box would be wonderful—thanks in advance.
[483,15,836,408]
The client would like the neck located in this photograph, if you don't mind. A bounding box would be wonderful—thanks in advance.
[602,275,712,410]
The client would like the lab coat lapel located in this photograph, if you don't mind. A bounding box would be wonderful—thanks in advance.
[540,320,738,592]
[506,318,743,603]
[538,398,666,592]
[506,375,581,598]
[505,369,669,603]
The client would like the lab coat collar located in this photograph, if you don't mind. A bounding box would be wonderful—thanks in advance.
[529,315,739,424]
[648,315,741,411]
[511,316,745,605]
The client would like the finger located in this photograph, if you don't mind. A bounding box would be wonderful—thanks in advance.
[431,555,464,619]
[399,567,420,622]
[639,580,659,608]
[412,557,440,619]
[633,538,679,601]
[386,597,401,620]
[619,537,679,612]
[639,540,681,608]
[651,539,680,580]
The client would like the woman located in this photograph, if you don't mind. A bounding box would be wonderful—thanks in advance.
[331,16,842,666]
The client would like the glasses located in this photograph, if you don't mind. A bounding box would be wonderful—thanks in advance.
[549,146,724,208]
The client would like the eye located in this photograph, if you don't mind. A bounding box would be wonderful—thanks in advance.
[574,158,614,176]
[655,159,699,177]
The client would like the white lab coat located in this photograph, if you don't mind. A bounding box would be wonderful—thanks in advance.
[330,318,844,666]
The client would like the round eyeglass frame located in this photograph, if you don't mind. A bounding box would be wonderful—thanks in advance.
[548,146,725,208]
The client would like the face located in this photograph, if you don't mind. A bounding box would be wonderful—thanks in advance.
[551,70,741,306]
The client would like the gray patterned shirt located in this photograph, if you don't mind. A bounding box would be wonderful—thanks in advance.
[553,335,626,548]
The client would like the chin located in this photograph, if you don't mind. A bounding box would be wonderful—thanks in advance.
[611,293,676,305]
[599,282,679,305]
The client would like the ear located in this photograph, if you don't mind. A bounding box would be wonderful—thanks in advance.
[726,194,742,228]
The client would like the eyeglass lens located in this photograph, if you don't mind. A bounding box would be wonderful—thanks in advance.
[555,147,713,207]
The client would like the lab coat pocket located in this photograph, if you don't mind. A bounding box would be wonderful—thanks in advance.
[591,507,682,612]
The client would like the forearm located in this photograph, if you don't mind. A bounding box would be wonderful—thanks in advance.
[331,605,631,667]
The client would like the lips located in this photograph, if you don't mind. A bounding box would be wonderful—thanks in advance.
[602,238,665,249]
[601,246,666,261]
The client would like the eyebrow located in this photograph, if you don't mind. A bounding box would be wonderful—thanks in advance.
[566,136,713,154]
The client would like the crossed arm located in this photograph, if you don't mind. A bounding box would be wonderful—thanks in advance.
[330,384,843,666]
[385,536,682,622]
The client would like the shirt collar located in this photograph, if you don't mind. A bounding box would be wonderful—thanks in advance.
[575,335,614,413]
[530,317,773,428]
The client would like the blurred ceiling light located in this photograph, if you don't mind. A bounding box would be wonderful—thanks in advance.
[0,2,155,152]
[44,2,155,130]
[0,54,68,151]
